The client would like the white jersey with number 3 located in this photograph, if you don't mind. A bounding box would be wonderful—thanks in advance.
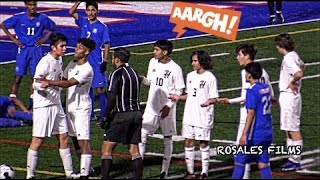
[144,58,185,119]
[183,70,219,128]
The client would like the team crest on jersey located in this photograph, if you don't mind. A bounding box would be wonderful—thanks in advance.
[152,69,156,72]
[199,80,206,88]
[92,28,98,34]
[36,22,40,27]
[75,70,79,75]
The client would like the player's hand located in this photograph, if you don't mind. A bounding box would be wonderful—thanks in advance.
[200,99,211,107]
[287,82,299,95]
[239,134,247,145]
[100,117,109,129]
[160,105,171,118]
[218,98,230,104]
[35,38,46,47]
[100,61,108,73]
[168,93,179,102]
[13,39,23,48]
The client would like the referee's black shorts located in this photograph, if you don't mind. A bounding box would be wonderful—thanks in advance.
[104,111,142,144]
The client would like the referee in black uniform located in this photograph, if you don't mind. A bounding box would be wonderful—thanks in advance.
[100,47,143,179]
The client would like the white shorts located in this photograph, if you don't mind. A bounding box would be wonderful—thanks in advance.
[67,109,91,140]
[182,124,211,141]
[32,105,68,137]
[279,92,302,131]
[141,113,176,136]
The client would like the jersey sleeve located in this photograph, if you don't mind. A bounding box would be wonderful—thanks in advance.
[209,75,219,99]
[3,14,19,29]
[245,88,257,110]
[75,15,84,27]
[44,16,56,31]
[174,66,185,91]
[108,71,120,93]
[262,70,275,98]
[284,55,302,76]
[102,24,110,44]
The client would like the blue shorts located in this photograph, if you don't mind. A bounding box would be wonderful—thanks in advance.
[234,141,271,164]
[91,67,107,88]
[16,46,42,76]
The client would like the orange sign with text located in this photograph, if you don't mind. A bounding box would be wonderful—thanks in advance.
[170,2,242,41]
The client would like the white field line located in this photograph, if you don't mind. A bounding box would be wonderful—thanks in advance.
[210,53,230,57]
[255,57,277,62]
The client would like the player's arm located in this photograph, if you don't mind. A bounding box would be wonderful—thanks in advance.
[0,22,23,47]
[10,97,28,112]
[239,109,255,145]
[42,78,79,88]
[69,1,81,20]
[169,91,187,102]
[100,43,110,72]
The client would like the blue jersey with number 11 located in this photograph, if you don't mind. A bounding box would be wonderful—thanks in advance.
[246,82,273,144]
[3,12,55,47]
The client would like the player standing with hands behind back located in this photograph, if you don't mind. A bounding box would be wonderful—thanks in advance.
[69,1,110,122]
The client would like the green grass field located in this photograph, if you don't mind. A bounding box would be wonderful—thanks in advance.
[0,21,319,179]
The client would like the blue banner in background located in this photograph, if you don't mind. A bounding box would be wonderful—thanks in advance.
[1,1,320,63]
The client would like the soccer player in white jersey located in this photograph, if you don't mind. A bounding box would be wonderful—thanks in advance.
[26,33,78,179]
[275,33,304,171]
[218,44,275,179]
[169,50,219,179]
[139,40,185,179]
[40,38,96,178]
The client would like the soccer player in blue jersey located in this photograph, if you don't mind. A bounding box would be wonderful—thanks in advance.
[69,1,110,121]
[0,95,33,127]
[231,62,273,179]
[0,1,56,110]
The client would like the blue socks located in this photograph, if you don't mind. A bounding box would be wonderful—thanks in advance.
[260,166,272,179]
[13,111,32,122]
[89,88,95,118]
[232,164,245,179]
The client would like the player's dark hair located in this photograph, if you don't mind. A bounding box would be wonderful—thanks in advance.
[49,33,67,47]
[244,62,262,80]
[275,33,295,52]
[24,1,37,4]
[114,47,130,63]
[86,1,98,10]
[236,44,257,60]
[190,50,213,70]
[78,38,96,52]
[154,40,173,56]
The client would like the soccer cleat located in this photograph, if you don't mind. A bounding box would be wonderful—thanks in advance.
[66,172,80,179]
[281,160,301,171]
[199,173,208,179]
[183,172,196,179]
[26,176,36,179]
[160,171,167,179]
[268,17,276,25]
[276,13,284,23]
[88,166,95,177]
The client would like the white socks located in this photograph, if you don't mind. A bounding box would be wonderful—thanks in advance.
[26,149,38,178]
[80,154,92,176]
[162,136,173,173]
[59,148,74,176]
[139,133,148,159]
[290,140,303,163]
[185,146,195,174]
[200,146,210,175]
